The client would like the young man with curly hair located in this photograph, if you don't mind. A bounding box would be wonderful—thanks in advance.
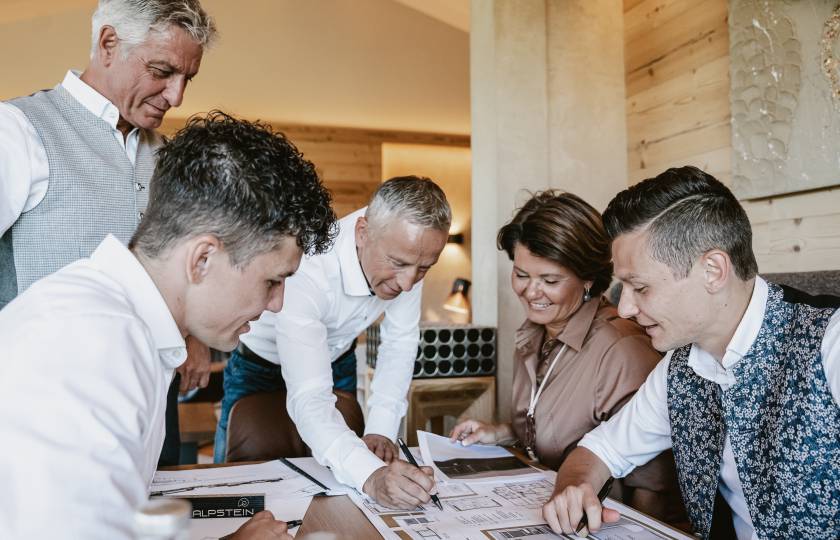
[0,112,337,539]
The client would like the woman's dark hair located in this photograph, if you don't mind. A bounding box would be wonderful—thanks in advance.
[497,190,613,296]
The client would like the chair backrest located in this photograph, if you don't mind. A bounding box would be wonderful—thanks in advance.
[224,390,365,462]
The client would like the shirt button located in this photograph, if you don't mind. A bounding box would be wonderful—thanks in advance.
[138,212,144,220]
[135,182,145,191]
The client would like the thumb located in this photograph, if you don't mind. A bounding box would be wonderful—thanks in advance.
[603,507,621,523]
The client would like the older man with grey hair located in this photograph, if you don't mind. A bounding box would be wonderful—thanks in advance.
[216,176,452,508]
[0,0,216,464]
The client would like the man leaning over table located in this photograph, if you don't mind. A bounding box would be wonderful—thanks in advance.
[216,176,451,509]
[0,112,337,539]
[541,166,840,539]
[0,0,218,465]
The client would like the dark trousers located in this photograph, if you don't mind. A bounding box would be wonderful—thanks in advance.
[213,341,357,462]
[157,374,181,467]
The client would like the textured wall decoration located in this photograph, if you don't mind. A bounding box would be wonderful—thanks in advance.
[730,1,840,199]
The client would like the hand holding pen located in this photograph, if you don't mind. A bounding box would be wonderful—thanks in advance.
[575,477,613,536]
[397,437,443,511]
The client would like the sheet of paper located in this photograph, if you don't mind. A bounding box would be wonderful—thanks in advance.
[187,496,312,539]
[151,461,324,499]
[417,430,544,483]
[286,457,352,496]
[152,461,323,539]
[348,473,694,540]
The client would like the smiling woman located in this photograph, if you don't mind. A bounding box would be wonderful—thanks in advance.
[449,190,686,526]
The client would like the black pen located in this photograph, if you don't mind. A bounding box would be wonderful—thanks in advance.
[575,477,614,535]
[396,437,443,511]
[286,519,302,529]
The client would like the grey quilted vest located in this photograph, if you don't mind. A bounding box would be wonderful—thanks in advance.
[0,84,161,309]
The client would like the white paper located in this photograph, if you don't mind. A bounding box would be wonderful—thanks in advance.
[286,457,352,496]
[151,461,323,539]
[348,474,694,540]
[417,431,544,483]
[151,461,324,499]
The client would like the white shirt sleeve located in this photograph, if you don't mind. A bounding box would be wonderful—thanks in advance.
[0,101,48,236]
[0,315,159,540]
[275,271,385,492]
[580,308,840,480]
[578,352,674,478]
[821,309,840,405]
[365,282,422,439]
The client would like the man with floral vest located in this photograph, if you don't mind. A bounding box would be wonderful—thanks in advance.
[541,166,839,539]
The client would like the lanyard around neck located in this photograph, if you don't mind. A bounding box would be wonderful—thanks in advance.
[528,342,568,417]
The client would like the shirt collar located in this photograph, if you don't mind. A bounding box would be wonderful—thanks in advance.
[338,207,375,297]
[61,70,133,134]
[514,296,602,354]
[89,235,187,368]
[687,276,768,384]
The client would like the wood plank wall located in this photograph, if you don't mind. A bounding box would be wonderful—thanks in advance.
[160,119,470,218]
[624,0,840,272]
[624,0,731,185]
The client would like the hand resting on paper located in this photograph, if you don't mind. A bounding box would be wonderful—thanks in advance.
[362,459,437,509]
[226,510,293,540]
[363,433,398,462]
[449,419,516,447]
[542,447,619,536]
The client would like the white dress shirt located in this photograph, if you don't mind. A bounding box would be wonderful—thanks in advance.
[0,70,140,236]
[0,235,186,539]
[579,277,840,540]
[241,207,422,492]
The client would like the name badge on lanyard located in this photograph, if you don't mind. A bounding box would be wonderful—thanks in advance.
[525,343,568,461]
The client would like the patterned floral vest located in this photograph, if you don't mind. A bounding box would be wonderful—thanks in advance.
[666,283,840,539]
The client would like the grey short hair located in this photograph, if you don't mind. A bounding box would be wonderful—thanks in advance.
[365,176,452,234]
[90,0,217,58]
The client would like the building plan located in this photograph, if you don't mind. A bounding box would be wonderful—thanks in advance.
[349,476,693,540]
[349,434,694,540]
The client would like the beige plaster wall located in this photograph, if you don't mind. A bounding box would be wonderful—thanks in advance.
[471,0,627,422]
[0,0,470,134]
[381,144,472,323]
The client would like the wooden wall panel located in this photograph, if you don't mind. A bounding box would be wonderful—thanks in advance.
[160,119,469,218]
[624,0,840,273]
[624,0,730,184]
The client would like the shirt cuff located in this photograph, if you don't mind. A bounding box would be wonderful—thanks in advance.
[578,429,637,479]
[364,407,401,440]
[332,444,387,493]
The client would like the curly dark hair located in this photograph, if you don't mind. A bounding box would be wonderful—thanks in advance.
[497,190,613,296]
[602,166,757,280]
[130,110,337,266]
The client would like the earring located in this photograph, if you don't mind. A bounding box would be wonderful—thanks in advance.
[583,286,591,302]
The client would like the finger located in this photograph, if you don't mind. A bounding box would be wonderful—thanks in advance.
[253,510,274,521]
[449,421,471,441]
[555,493,576,534]
[395,475,431,507]
[542,498,564,535]
[382,444,394,463]
[462,429,486,446]
[401,464,435,493]
[581,493,604,532]
[375,445,387,460]
[199,372,211,388]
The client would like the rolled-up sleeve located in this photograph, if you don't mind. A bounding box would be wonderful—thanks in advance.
[366,282,422,439]
[579,352,674,478]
